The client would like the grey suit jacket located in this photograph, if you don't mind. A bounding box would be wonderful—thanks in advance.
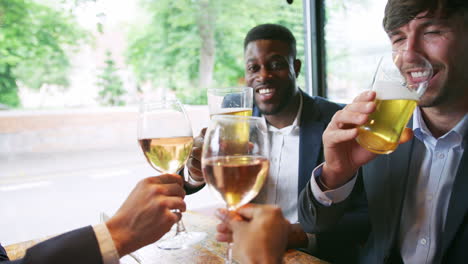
[299,124,468,263]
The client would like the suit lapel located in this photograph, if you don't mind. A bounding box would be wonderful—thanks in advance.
[298,92,325,193]
[441,137,468,255]
[254,92,326,194]
[363,121,414,255]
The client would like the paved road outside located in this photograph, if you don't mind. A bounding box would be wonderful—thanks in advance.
[0,145,222,245]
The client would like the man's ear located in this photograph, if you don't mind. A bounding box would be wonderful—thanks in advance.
[293,59,301,78]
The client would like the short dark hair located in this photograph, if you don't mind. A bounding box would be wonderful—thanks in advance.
[383,0,468,32]
[243,23,297,57]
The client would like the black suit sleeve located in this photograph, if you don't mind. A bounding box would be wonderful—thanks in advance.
[0,243,9,261]
[2,226,103,264]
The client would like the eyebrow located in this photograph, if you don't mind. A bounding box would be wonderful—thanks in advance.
[388,18,448,37]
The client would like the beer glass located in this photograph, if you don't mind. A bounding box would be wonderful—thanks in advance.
[138,99,206,250]
[356,51,432,154]
[207,87,253,117]
[202,115,270,264]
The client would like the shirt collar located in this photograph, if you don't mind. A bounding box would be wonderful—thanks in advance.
[413,107,468,145]
[266,91,303,134]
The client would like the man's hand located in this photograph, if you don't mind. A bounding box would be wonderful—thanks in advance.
[321,91,413,189]
[105,174,186,257]
[186,128,206,182]
[216,204,291,264]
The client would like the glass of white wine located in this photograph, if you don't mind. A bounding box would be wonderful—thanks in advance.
[207,87,253,117]
[201,115,270,264]
[138,99,206,250]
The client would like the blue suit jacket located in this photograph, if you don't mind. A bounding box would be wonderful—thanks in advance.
[299,122,468,263]
[0,226,103,264]
[253,90,342,194]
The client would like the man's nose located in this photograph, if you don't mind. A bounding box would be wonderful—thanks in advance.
[257,67,272,82]
[403,35,426,57]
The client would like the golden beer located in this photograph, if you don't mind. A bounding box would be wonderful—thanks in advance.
[356,99,417,154]
[209,108,253,118]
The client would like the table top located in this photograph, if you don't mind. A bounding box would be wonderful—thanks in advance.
[6,211,329,263]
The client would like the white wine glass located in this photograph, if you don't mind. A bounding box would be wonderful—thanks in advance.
[356,50,432,154]
[138,99,206,250]
[201,115,270,263]
[207,87,253,117]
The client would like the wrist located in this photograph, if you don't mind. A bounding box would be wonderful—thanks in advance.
[105,217,131,257]
[287,224,308,249]
[321,163,356,189]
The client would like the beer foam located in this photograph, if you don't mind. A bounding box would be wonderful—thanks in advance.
[374,81,420,101]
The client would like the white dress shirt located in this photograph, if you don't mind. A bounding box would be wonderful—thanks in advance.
[309,108,468,263]
[93,224,120,264]
[254,94,303,223]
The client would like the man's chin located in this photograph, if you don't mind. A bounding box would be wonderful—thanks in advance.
[258,105,281,116]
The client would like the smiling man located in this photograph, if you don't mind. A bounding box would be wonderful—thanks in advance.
[299,0,468,263]
[185,24,368,255]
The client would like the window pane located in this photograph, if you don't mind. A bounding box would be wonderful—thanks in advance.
[325,1,390,103]
[1,0,305,245]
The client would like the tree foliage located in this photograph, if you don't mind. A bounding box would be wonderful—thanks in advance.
[96,51,126,106]
[126,0,304,105]
[0,0,89,107]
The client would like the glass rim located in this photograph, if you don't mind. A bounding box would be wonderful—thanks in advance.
[211,115,262,122]
[207,87,252,93]
[139,99,183,110]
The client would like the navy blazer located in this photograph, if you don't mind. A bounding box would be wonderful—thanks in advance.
[299,121,468,263]
[1,226,103,264]
[253,89,342,194]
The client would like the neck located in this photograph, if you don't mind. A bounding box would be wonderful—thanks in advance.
[420,100,468,138]
[264,92,300,129]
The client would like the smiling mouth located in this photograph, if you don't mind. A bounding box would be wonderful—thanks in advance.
[406,69,431,83]
[258,88,274,94]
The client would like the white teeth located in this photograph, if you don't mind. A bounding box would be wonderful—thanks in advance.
[411,71,429,78]
[258,88,273,94]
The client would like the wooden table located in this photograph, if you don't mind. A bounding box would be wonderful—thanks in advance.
[6,211,328,263]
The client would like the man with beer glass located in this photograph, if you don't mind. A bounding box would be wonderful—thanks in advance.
[299,0,468,263]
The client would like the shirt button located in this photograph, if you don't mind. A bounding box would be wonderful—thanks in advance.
[437,152,445,159]
[420,238,427,245]
[427,194,433,201]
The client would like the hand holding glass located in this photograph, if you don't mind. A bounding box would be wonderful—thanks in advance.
[137,99,205,250]
[356,50,432,154]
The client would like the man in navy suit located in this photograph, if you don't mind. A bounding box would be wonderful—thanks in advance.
[184,24,368,258]
[299,0,468,263]
[0,174,186,263]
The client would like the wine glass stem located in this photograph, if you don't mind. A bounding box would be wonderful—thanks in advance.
[226,242,233,264]
[174,209,187,234]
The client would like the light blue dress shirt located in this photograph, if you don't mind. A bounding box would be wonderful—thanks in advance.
[398,107,467,263]
[310,107,467,263]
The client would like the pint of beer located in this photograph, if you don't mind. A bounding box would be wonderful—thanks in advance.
[356,51,432,154]
[207,87,253,117]
[207,87,254,144]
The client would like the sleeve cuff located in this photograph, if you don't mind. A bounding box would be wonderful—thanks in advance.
[184,167,205,187]
[309,163,357,206]
[93,223,120,264]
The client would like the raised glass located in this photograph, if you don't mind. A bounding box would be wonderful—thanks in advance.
[356,51,432,154]
[201,115,269,263]
[207,87,253,117]
[138,99,205,250]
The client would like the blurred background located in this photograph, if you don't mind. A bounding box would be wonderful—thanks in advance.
[0,0,389,245]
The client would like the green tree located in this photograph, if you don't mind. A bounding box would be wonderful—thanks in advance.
[96,51,126,106]
[0,0,89,107]
[126,0,304,105]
